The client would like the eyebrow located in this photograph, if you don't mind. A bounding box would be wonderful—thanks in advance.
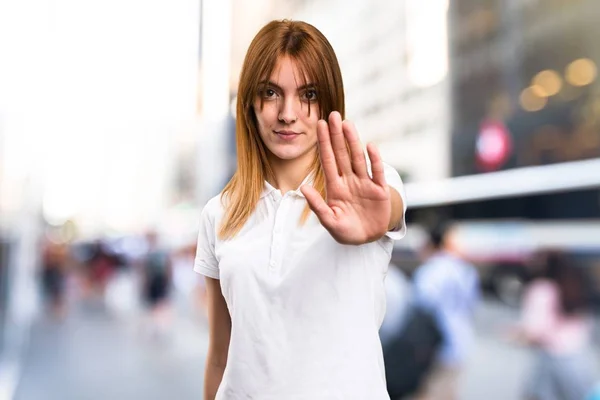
[258,81,316,91]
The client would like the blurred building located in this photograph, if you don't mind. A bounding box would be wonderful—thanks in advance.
[0,0,202,385]
[0,1,45,369]
[403,0,600,304]
[450,0,600,176]
[407,0,600,220]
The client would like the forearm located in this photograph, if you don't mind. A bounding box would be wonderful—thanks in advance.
[204,358,227,400]
[203,277,231,399]
[387,187,404,231]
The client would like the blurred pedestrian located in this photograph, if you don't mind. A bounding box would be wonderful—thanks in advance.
[141,231,173,340]
[40,237,69,320]
[411,222,480,400]
[195,19,407,399]
[509,250,595,400]
[86,239,118,300]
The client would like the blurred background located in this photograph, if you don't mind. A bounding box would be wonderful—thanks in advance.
[0,0,599,399]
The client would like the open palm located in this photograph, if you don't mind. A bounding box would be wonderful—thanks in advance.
[301,112,390,245]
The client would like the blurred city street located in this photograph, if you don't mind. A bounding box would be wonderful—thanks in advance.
[2,1,600,399]
[13,275,209,400]
[13,293,596,400]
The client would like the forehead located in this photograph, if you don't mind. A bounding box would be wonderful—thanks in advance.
[266,55,313,86]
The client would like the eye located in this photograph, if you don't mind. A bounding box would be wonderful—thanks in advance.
[259,88,278,99]
[302,89,318,102]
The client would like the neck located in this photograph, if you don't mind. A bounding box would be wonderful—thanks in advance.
[267,149,315,193]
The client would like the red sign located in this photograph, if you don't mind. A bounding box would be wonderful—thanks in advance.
[475,120,512,171]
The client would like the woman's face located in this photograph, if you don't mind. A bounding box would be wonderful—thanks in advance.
[253,55,320,166]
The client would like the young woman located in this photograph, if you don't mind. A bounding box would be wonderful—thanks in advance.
[195,19,407,399]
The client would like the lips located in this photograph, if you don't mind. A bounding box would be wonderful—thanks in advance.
[274,130,300,136]
[274,130,301,141]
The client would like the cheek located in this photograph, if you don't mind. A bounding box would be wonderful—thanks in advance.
[254,107,272,137]
[257,105,279,127]
[304,107,320,137]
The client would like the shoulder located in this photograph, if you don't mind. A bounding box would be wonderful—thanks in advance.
[382,161,399,174]
[413,259,435,282]
[457,257,478,276]
[201,193,226,220]
[415,255,450,282]
[367,160,403,182]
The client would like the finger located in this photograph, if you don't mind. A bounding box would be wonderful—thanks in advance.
[300,185,335,227]
[316,119,339,183]
[328,111,352,175]
[366,142,387,187]
[342,120,368,178]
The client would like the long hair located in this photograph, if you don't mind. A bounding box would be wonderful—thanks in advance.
[218,20,345,239]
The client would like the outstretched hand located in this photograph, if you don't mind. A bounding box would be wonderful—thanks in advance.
[300,112,391,245]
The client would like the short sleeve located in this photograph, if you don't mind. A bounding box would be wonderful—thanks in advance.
[193,200,220,279]
[383,162,407,240]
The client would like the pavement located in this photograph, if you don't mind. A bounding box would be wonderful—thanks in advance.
[7,284,600,400]
[13,284,209,400]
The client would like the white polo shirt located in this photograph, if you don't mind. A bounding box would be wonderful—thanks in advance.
[194,163,407,400]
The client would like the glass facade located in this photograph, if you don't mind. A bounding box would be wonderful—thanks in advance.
[449,0,600,176]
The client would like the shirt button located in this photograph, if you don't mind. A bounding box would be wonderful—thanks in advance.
[269,260,276,269]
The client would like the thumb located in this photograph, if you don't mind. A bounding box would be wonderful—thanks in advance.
[300,185,335,227]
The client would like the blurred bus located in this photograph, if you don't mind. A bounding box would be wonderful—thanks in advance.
[397,159,600,306]
[392,219,600,307]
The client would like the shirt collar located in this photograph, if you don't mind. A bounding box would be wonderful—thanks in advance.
[260,181,278,199]
[260,173,314,199]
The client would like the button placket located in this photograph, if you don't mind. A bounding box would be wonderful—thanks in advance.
[269,195,288,272]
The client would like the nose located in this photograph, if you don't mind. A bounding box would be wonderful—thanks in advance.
[278,97,298,124]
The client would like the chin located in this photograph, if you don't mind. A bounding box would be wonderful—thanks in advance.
[271,149,305,160]
[267,144,309,161]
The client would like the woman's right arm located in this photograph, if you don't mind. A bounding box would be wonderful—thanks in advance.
[204,276,232,400]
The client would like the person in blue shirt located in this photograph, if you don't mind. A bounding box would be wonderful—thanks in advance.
[412,222,480,400]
